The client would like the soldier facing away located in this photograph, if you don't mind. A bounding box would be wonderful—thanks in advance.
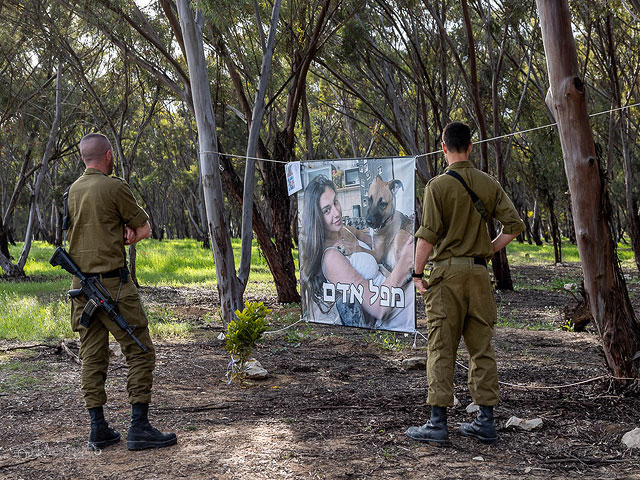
[407,122,525,446]
[67,133,177,451]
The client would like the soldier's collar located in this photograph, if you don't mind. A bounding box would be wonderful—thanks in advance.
[447,160,473,170]
[84,167,108,176]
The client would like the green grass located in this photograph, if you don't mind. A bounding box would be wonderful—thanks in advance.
[135,238,284,286]
[0,237,634,342]
[0,360,45,393]
[1,239,298,342]
[0,291,74,340]
[506,237,636,267]
[496,315,556,331]
[5,238,297,288]
[146,306,195,338]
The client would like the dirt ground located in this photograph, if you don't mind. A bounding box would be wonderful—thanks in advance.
[1,263,640,480]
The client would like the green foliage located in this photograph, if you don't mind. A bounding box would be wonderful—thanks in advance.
[363,330,409,351]
[0,292,73,341]
[496,313,555,331]
[224,301,271,383]
[285,324,312,345]
[146,307,195,338]
[7,239,298,289]
[549,277,581,291]
[0,360,46,393]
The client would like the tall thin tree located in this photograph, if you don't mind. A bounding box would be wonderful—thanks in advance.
[536,0,640,379]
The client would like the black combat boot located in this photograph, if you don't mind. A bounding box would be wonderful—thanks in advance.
[459,405,497,444]
[126,403,177,450]
[405,406,450,446]
[87,406,121,451]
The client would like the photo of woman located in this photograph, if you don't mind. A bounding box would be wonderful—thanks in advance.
[299,158,415,333]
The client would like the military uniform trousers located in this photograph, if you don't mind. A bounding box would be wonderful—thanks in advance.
[71,274,155,409]
[423,259,499,407]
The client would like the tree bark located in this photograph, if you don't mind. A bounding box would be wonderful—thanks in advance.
[537,0,640,379]
[604,15,640,273]
[546,198,562,264]
[238,0,282,287]
[18,65,63,271]
[531,199,543,246]
[460,0,513,290]
[177,0,242,323]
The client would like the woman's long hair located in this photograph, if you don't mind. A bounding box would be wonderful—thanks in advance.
[300,175,336,313]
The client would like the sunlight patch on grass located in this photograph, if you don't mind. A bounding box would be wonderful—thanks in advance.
[146,307,195,339]
[507,238,634,266]
[0,292,74,340]
[7,239,297,288]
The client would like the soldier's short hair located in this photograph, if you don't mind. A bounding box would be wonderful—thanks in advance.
[442,122,471,153]
[79,133,111,163]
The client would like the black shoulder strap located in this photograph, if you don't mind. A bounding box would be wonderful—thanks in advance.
[445,170,490,220]
[62,185,71,231]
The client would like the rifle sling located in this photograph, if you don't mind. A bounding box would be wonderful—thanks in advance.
[445,170,490,220]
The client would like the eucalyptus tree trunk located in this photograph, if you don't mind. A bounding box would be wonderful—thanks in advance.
[605,16,640,273]
[0,220,10,260]
[460,0,513,290]
[238,0,282,287]
[177,0,241,323]
[537,0,640,379]
[18,65,63,272]
[531,199,543,246]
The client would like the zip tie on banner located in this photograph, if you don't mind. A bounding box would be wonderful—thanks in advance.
[199,102,640,165]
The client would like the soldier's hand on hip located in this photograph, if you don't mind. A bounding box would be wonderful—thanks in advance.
[124,226,136,245]
[413,277,427,294]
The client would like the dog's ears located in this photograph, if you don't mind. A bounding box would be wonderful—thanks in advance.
[389,179,404,195]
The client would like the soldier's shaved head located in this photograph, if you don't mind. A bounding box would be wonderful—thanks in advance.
[79,133,112,164]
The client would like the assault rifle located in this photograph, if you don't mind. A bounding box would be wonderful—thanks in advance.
[49,247,147,352]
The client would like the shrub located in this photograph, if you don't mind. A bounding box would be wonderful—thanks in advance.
[224,301,271,383]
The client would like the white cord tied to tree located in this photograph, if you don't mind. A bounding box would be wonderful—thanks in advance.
[198,101,640,165]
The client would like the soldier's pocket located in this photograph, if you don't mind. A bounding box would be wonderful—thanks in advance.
[116,282,149,329]
[70,297,86,332]
[424,267,444,294]
[427,318,445,351]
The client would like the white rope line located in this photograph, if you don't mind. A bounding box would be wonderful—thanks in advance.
[263,317,305,335]
[199,101,640,164]
[412,329,636,390]
[199,151,289,164]
[417,101,640,160]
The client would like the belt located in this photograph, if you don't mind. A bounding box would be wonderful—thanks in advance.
[86,268,123,278]
[432,256,487,267]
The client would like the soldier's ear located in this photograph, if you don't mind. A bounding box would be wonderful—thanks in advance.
[389,179,404,195]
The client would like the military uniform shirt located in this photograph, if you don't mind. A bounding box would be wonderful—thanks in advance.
[415,160,525,261]
[67,168,149,273]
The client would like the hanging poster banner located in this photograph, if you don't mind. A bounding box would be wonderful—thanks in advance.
[298,157,416,333]
[285,161,303,196]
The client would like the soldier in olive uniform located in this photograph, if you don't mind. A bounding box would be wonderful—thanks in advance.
[68,133,176,451]
[406,122,525,446]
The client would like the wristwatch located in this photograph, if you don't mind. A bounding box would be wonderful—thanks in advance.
[411,269,424,279]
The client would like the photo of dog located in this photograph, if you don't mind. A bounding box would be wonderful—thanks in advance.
[365,175,414,272]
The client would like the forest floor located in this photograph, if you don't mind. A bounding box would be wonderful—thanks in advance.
[1,263,640,479]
